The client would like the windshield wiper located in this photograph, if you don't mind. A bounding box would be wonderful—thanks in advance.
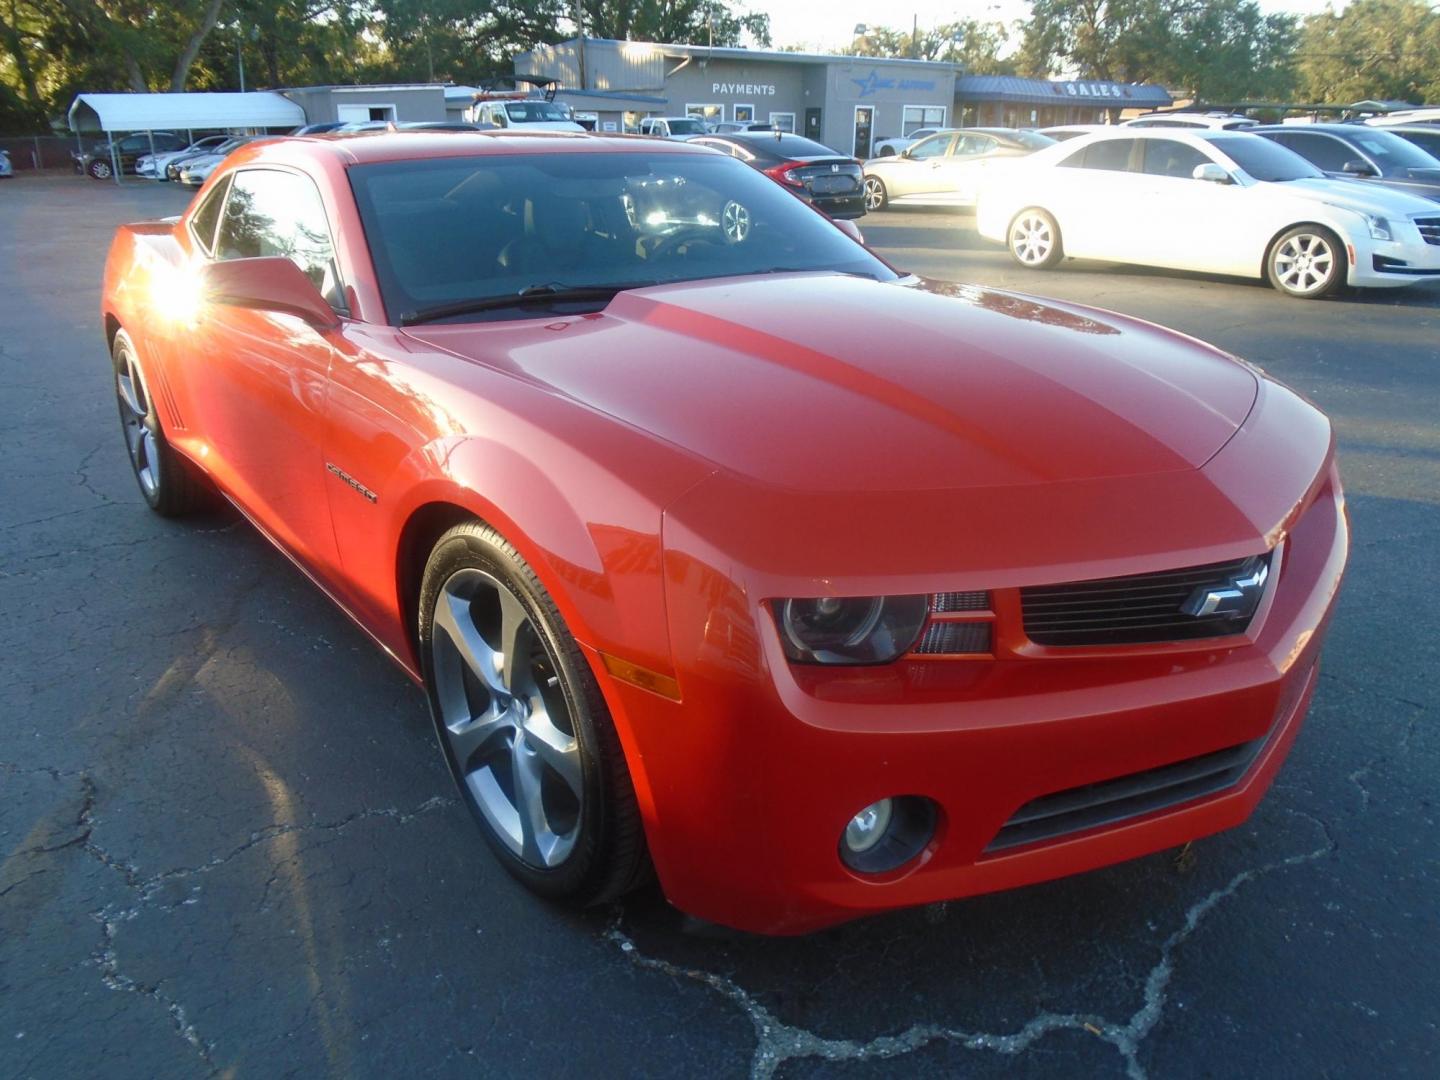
[400,281,657,326]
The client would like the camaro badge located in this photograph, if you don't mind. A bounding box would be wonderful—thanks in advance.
[325,462,378,503]
[1181,559,1269,619]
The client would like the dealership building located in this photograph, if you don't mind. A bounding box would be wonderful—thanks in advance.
[513,37,958,158]
[955,75,1172,128]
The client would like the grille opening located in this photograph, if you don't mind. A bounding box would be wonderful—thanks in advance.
[1021,553,1271,647]
[912,621,992,655]
[933,590,990,612]
[985,736,1266,852]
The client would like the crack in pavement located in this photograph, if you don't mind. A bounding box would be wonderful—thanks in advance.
[51,770,457,1076]
[606,808,1338,1080]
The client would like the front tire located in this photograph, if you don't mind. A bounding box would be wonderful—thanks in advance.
[1008,208,1064,269]
[1266,225,1344,298]
[419,521,649,904]
[88,158,112,180]
[112,330,209,515]
[863,176,888,211]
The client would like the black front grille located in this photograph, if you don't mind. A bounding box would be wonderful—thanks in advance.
[1416,216,1440,246]
[912,621,991,655]
[1021,554,1268,646]
[985,736,1266,851]
[933,590,990,612]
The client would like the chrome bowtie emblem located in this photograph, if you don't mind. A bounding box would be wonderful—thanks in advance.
[1181,558,1269,619]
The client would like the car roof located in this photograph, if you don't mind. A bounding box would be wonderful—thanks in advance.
[1249,123,1366,135]
[242,130,710,167]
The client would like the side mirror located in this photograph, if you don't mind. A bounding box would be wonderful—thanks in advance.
[1192,162,1234,185]
[834,218,865,244]
[201,257,340,330]
[1342,158,1377,177]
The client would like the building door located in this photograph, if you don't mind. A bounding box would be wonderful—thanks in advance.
[853,106,874,158]
[805,108,822,140]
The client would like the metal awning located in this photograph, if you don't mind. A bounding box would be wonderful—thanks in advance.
[67,92,304,134]
[955,76,1172,109]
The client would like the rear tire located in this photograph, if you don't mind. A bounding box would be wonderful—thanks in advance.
[1007,208,1064,270]
[1266,225,1344,298]
[418,521,650,905]
[863,176,888,211]
[88,158,112,180]
[112,330,210,516]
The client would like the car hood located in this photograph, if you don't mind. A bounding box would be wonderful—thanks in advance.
[1276,177,1440,216]
[402,274,1258,494]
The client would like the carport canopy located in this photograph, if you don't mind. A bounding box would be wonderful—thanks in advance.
[67,91,304,134]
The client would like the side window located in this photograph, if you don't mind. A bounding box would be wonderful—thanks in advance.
[956,135,997,157]
[188,174,230,255]
[1274,133,1352,172]
[907,134,952,159]
[215,169,345,311]
[1141,139,1211,179]
[1076,139,1137,171]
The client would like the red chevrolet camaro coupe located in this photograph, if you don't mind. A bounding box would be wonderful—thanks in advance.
[102,131,1347,934]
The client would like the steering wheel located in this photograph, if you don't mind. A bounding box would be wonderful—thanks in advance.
[647,225,721,259]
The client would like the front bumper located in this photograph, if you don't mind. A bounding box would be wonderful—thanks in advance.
[1347,224,1440,287]
[595,387,1346,934]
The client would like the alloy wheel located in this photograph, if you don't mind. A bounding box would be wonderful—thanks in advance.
[116,348,160,498]
[90,160,112,179]
[1010,213,1054,265]
[863,177,886,210]
[1273,232,1335,295]
[429,568,583,870]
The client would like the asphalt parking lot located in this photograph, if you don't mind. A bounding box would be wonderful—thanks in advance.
[2,174,1437,1079]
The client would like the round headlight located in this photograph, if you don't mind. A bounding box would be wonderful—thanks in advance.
[776,595,928,664]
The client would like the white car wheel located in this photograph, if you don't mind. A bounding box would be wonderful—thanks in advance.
[1267,226,1343,298]
[1008,210,1063,269]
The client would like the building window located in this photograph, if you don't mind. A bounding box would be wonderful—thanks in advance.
[733,104,754,123]
[623,111,642,133]
[769,111,796,133]
[686,103,724,125]
[902,105,946,136]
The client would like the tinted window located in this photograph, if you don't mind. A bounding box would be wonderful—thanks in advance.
[215,169,343,309]
[1008,131,1057,150]
[907,134,952,159]
[1209,135,1323,181]
[503,101,572,123]
[1347,129,1439,170]
[350,151,898,323]
[735,133,835,157]
[188,175,230,254]
[667,119,708,136]
[1396,129,1440,156]
[1270,133,1353,172]
[1061,138,1136,171]
[1141,139,1211,179]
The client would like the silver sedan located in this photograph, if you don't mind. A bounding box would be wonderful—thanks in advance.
[862,128,1054,210]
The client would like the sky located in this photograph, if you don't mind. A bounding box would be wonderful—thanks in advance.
[758,0,1344,55]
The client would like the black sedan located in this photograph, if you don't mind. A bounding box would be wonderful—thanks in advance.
[688,132,866,219]
[1253,124,1440,203]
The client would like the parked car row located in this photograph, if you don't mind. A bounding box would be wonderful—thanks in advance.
[974,128,1440,297]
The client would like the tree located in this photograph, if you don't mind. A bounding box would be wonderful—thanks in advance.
[1295,0,1440,105]
[578,1,770,48]
[1018,0,1297,101]
[845,19,1016,74]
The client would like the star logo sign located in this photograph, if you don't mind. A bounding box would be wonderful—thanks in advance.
[851,72,885,98]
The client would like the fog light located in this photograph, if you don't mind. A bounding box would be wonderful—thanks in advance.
[843,799,893,854]
[837,795,938,875]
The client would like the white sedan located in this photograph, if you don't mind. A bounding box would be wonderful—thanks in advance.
[976,129,1440,297]
[871,128,940,157]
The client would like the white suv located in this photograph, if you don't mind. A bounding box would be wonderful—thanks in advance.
[639,116,710,139]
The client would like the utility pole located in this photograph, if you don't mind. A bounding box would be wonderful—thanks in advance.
[574,0,587,90]
[911,14,918,59]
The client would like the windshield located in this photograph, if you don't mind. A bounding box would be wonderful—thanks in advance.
[503,101,572,123]
[350,151,897,324]
[666,119,707,135]
[1345,129,1440,171]
[1209,135,1324,181]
